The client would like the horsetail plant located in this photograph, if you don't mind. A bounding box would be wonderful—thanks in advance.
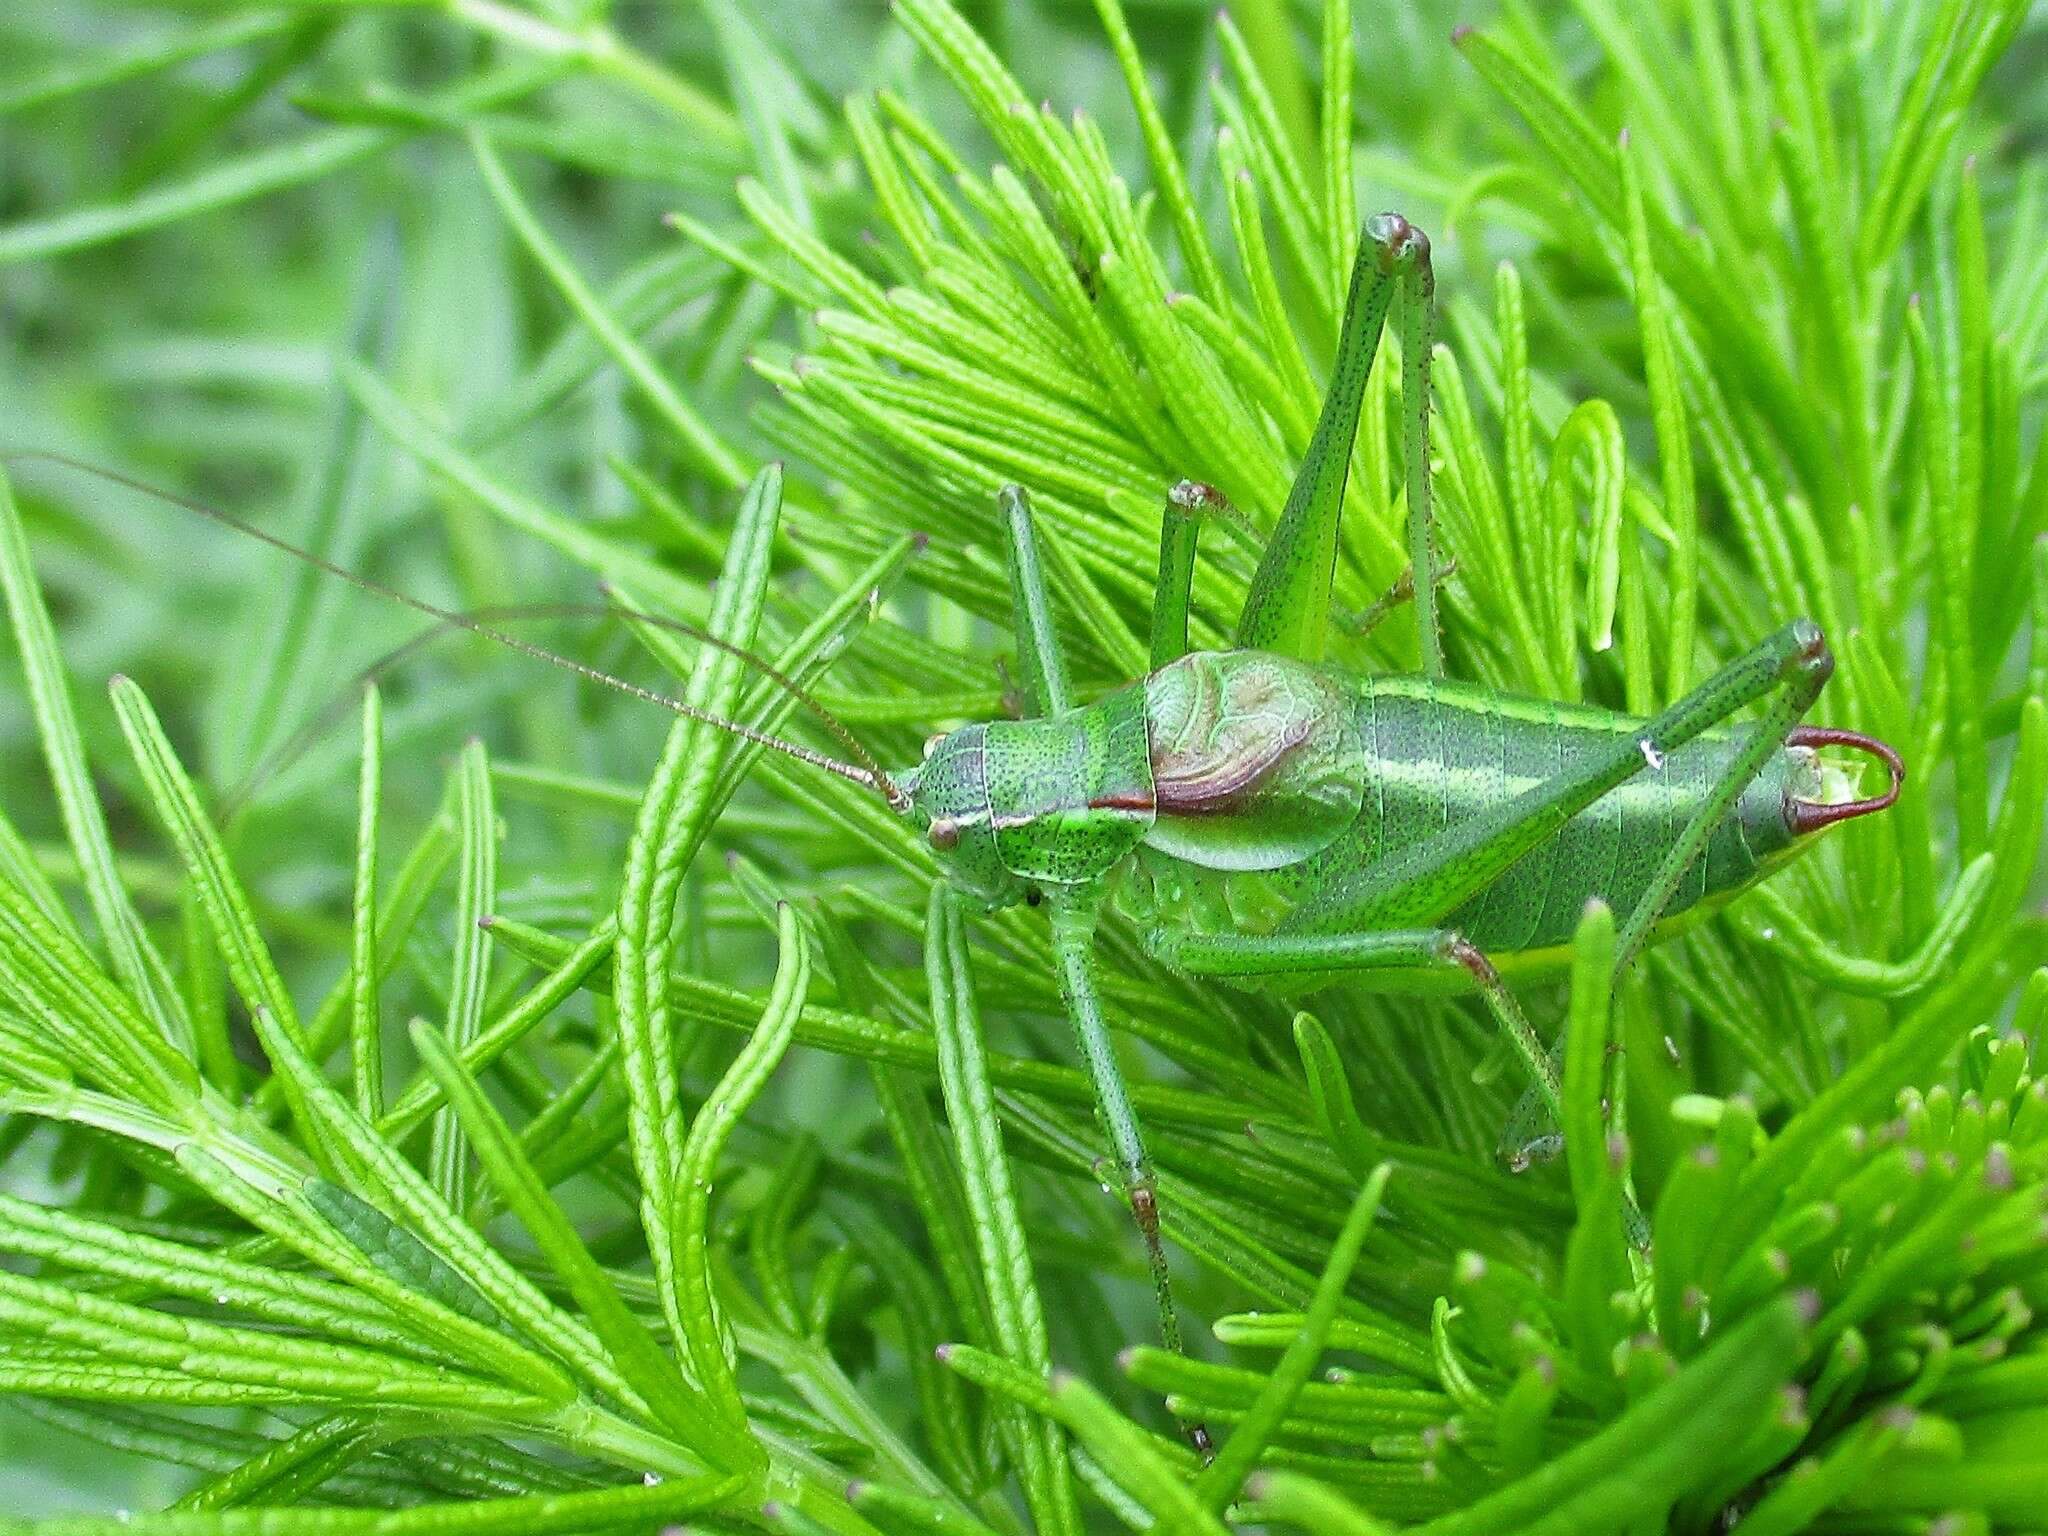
[0,0,2044,1531]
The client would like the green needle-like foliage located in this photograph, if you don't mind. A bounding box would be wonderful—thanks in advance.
[0,0,2044,1531]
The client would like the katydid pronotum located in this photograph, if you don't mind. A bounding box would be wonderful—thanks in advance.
[10,211,1903,1459]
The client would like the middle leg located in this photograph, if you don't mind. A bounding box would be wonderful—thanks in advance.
[1154,926,1561,1134]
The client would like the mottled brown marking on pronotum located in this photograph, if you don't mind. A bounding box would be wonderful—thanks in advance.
[1151,716,1313,814]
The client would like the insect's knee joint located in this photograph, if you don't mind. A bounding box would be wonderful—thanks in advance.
[1440,932,1497,985]
[1787,619,1834,681]
[1129,1181,1162,1235]
[1169,479,1230,516]
[1365,211,1430,273]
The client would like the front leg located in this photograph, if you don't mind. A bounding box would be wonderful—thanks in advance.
[1148,479,1236,668]
[1046,889,1211,1455]
[1154,926,1561,1135]
[993,486,1210,1452]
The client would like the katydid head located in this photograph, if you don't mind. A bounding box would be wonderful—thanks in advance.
[897,724,1035,909]
[899,699,1157,910]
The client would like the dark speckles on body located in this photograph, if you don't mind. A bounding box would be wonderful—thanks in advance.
[918,647,1808,962]
[1131,655,1804,957]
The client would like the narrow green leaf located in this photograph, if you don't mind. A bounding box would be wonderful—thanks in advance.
[1318,0,1354,282]
[350,684,383,1117]
[1240,1470,1397,1533]
[1561,900,1617,1216]
[340,358,704,618]
[1044,1371,1222,1534]
[0,65,553,265]
[108,675,299,1040]
[0,873,194,1108]
[1089,0,1225,306]
[430,737,496,1211]
[1198,1163,1392,1507]
[846,1482,1003,1536]
[173,1413,379,1511]
[927,888,1082,1536]
[0,1189,428,1361]
[1409,1295,1812,1536]
[0,12,295,117]
[244,1009,619,1413]
[0,468,192,1058]
[411,1020,753,1471]
[613,463,782,1363]
[1617,133,1698,696]
[20,1473,746,1536]
[674,902,809,1430]
[1907,296,1990,854]
[1544,399,1625,689]
[0,1261,543,1417]
[379,922,615,1143]
[1736,1409,1916,1536]
[472,133,748,489]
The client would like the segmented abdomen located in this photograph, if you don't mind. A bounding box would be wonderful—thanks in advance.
[1339,676,1796,952]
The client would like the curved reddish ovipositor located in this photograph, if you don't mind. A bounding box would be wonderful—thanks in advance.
[1786,725,1906,834]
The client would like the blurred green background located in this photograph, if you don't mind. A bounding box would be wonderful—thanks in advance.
[3,0,2044,1518]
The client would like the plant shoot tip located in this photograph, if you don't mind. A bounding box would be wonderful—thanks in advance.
[1987,1143,2015,1190]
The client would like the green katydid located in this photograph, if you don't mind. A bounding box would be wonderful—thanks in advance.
[10,211,1903,1457]
[896,213,1898,1397]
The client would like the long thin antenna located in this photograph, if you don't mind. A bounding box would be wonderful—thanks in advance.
[592,584,902,803]
[222,600,899,819]
[5,451,906,809]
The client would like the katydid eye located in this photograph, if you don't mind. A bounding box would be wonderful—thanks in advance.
[927,817,960,851]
